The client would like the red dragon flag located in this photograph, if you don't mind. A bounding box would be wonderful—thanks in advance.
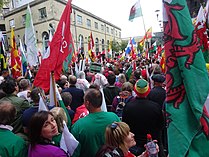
[163,0,209,156]
[34,0,74,92]
[10,28,22,79]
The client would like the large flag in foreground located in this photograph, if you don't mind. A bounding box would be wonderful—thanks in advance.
[25,4,38,66]
[163,0,209,157]
[129,0,142,21]
[34,0,74,92]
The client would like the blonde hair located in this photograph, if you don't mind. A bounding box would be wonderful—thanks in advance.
[50,107,67,132]
[105,122,130,152]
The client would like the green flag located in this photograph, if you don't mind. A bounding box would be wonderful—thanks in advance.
[163,0,209,157]
[125,65,132,80]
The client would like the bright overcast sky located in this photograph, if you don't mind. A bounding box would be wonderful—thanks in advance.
[72,0,163,38]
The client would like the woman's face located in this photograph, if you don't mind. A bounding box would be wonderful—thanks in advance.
[41,114,58,140]
[124,132,136,149]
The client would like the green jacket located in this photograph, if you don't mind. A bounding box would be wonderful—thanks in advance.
[0,94,31,134]
[0,128,27,157]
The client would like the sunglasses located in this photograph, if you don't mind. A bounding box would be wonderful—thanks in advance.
[110,123,118,130]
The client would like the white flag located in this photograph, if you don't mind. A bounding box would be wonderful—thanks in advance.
[38,94,48,112]
[60,121,79,156]
[25,4,38,66]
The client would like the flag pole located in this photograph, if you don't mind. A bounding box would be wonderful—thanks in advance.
[139,0,146,35]
[51,71,58,107]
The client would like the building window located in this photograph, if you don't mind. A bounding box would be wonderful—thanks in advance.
[115,30,117,36]
[9,19,15,27]
[101,24,104,31]
[111,28,114,35]
[87,19,91,27]
[102,39,105,51]
[106,27,109,33]
[95,22,98,29]
[95,38,99,54]
[22,14,26,25]
[39,7,47,19]
[77,15,82,25]
[119,32,121,38]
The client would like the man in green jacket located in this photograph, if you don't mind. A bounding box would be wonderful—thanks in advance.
[0,78,31,134]
[0,101,27,157]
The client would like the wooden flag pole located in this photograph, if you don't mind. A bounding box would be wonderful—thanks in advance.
[51,71,58,107]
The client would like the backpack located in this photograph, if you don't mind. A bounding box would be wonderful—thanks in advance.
[115,95,133,119]
[95,145,124,157]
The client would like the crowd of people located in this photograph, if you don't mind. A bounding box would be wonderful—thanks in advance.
[0,56,170,157]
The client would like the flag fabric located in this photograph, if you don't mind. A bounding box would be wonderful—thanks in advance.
[125,65,133,80]
[88,32,96,62]
[38,93,48,112]
[19,39,28,76]
[34,0,74,92]
[139,37,145,47]
[60,121,79,156]
[145,27,152,39]
[43,30,53,60]
[129,0,143,21]
[107,41,112,59]
[25,4,38,66]
[163,0,209,157]
[63,43,75,74]
[195,6,209,63]
[10,28,22,79]
[0,33,6,71]
[160,50,165,73]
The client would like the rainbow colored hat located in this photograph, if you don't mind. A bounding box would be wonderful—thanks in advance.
[134,79,150,97]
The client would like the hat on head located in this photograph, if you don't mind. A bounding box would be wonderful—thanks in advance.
[134,79,150,97]
[151,74,165,83]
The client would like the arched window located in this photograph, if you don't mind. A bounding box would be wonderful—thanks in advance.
[42,31,49,50]
[95,38,99,54]
[101,39,105,51]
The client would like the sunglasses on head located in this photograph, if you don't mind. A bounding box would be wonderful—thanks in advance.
[110,123,118,130]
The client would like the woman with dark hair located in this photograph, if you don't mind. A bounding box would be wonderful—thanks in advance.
[28,111,67,157]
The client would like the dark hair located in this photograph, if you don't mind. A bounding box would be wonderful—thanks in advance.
[89,84,100,90]
[84,89,102,108]
[61,92,72,107]
[28,111,53,146]
[0,101,16,125]
[107,73,116,85]
[30,88,40,104]
[134,69,141,80]
[69,75,77,85]
[1,78,17,94]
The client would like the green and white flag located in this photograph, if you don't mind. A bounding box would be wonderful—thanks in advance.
[163,0,209,156]
[25,4,38,66]
[129,0,142,21]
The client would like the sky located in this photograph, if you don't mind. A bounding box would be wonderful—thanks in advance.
[72,0,163,38]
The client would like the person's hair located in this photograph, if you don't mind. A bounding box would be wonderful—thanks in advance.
[128,79,136,86]
[89,84,100,90]
[86,75,92,83]
[61,92,72,107]
[69,75,77,85]
[58,80,68,89]
[0,90,6,99]
[50,107,67,132]
[118,74,126,84]
[28,111,54,146]
[30,88,40,104]
[84,88,102,108]
[19,79,30,90]
[121,82,133,93]
[134,69,141,80]
[1,78,17,94]
[77,71,85,79]
[107,73,116,85]
[105,122,130,152]
[0,101,16,125]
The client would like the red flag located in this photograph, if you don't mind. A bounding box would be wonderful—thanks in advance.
[34,0,74,92]
[10,28,22,79]
[88,32,96,62]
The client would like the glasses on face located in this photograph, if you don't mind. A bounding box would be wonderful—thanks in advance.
[110,123,118,130]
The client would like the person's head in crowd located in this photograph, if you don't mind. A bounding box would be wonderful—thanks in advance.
[1,69,10,79]
[89,84,100,90]
[118,73,126,84]
[61,92,72,109]
[0,101,16,126]
[86,75,92,84]
[134,79,150,98]
[68,75,77,85]
[1,78,19,95]
[153,65,162,74]
[50,107,67,133]
[107,73,116,86]
[28,111,58,146]
[77,71,86,79]
[58,79,69,90]
[133,69,141,81]
[152,74,165,87]
[128,79,136,87]
[19,79,30,91]
[105,122,136,155]
[30,88,40,104]
[84,88,102,112]
[60,75,67,82]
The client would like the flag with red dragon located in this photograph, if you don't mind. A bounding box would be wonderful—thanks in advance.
[163,0,209,156]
